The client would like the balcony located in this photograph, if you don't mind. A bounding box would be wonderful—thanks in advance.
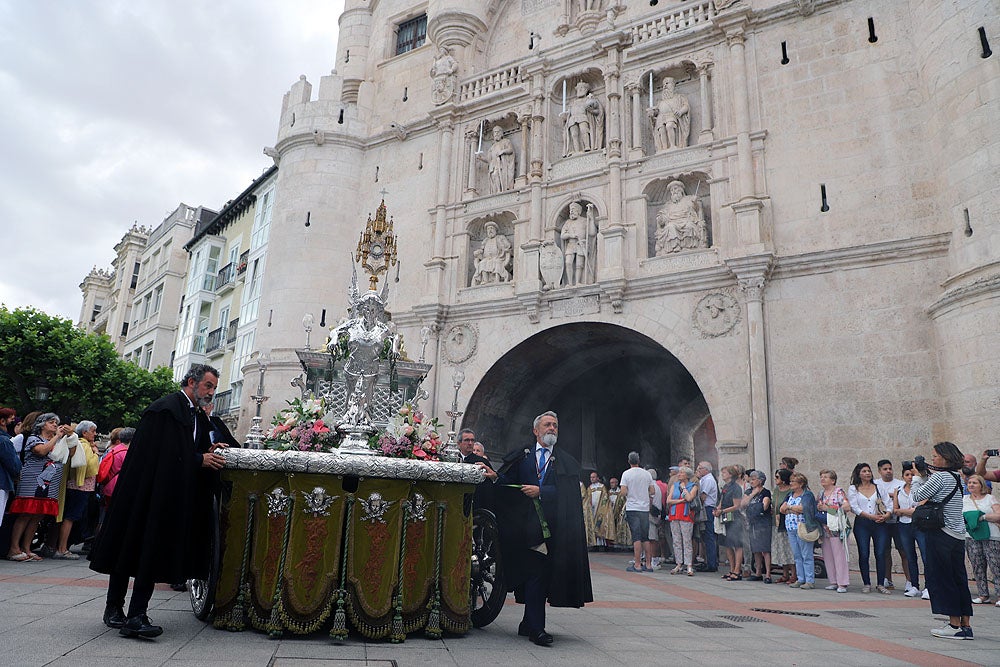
[214,389,233,415]
[215,263,235,293]
[205,327,225,356]
[226,317,240,346]
[235,251,249,281]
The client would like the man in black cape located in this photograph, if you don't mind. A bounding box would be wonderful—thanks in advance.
[89,364,227,638]
[458,428,497,509]
[495,410,593,646]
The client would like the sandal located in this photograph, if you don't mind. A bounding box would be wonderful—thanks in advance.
[729,574,743,581]
[775,576,788,584]
[27,553,43,561]
[6,552,30,562]
[670,565,683,575]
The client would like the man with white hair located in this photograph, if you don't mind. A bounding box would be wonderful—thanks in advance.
[495,411,592,646]
[695,461,719,572]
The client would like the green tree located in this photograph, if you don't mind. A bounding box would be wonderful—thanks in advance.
[0,305,177,429]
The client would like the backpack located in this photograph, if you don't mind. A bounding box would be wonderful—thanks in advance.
[96,447,118,486]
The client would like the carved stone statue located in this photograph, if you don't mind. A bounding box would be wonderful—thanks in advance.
[430,45,458,106]
[560,202,598,286]
[472,221,513,285]
[477,126,515,193]
[655,180,707,255]
[578,0,603,10]
[327,270,400,434]
[648,77,691,152]
[560,82,605,156]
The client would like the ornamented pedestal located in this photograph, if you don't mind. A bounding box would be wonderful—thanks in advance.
[211,449,484,641]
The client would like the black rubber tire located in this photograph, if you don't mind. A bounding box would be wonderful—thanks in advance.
[189,494,221,621]
[469,509,507,628]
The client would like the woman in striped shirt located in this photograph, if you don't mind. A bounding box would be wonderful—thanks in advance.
[912,441,973,641]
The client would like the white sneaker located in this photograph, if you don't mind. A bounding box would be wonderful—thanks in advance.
[904,587,920,598]
[921,588,930,600]
[931,624,967,640]
[824,584,838,590]
[837,586,848,593]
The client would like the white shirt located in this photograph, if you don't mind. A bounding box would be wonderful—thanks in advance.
[698,471,718,506]
[876,478,905,522]
[534,443,552,479]
[621,466,654,512]
[847,484,880,516]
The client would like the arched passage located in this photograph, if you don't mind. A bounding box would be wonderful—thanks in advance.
[463,322,716,480]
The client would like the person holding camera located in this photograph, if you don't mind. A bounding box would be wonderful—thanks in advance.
[975,448,1000,485]
[912,443,974,640]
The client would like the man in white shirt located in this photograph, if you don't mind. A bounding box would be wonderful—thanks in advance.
[875,459,908,592]
[620,452,656,572]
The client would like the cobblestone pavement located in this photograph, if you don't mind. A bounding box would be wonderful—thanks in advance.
[0,551,992,666]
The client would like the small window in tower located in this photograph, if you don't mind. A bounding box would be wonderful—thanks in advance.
[395,14,427,56]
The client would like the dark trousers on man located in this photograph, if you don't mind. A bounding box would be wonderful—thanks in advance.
[107,572,155,617]
[702,506,718,570]
[521,549,550,633]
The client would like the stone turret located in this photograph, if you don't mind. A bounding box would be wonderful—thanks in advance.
[337,0,373,104]
[427,0,487,61]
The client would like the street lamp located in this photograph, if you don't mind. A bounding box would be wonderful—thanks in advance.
[244,350,271,449]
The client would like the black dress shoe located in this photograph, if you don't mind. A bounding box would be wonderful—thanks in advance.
[529,631,554,646]
[119,614,163,638]
[103,604,126,629]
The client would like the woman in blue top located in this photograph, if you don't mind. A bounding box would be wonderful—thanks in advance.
[781,472,821,589]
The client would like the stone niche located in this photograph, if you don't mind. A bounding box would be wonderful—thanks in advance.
[551,69,607,163]
[466,212,517,288]
[644,173,712,259]
[628,61,711,157]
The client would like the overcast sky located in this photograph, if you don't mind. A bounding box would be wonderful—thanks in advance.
[0,0,345,321]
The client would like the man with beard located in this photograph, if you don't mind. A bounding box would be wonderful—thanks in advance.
[495,411,592,646]
[89,364,227,638]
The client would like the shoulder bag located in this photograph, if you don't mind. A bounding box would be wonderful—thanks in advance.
[912,472,960,532]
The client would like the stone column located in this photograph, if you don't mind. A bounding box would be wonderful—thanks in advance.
[697,62,714,144]
[464,128,479,198]
[516,111,530,187]
[727,28,755,200]
[433,119,454,259]
[737,271,772,478]
[625,81,644,158]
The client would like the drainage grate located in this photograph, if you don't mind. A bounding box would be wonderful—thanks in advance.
[686,620,740,629]
[720,615,767,623]
[750,607,821,617]
[827,610,875,618]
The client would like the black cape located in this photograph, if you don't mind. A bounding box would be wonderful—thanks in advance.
[89,391,218,582]
[495,444,593,608]
[461,451,496,510]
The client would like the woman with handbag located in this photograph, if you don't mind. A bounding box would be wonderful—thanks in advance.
[962,474,1000,606]
[912,442,973,640]
[742,470,772,582]
[780,472,820,589]
[771,469,795,584]
[892,462,927,598]
[715,465,745,580]
[848,462,890,593]
[666,466,699,575]
[817,469,851,592]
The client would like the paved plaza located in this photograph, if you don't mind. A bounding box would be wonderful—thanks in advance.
[0,551,994,666]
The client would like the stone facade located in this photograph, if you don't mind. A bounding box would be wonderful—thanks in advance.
[244,0,999,480]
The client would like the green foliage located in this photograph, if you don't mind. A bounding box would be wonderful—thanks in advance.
[0,305,177,429]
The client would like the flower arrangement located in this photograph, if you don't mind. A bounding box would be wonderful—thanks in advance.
[264,396,340,452]
[376,403,443,461]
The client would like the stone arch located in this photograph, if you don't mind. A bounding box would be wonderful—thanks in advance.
[643,171,713,258]
[462,320,730,477]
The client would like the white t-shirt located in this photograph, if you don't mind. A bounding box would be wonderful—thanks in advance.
[699,472,718,506]
[963,494,1000,541]
[876,478,905,521]
[621,467,654,512]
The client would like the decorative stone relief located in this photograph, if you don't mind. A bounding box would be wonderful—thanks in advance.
[692,291,741,338]
[476,126,516,194]
[648,77,691,152]
[738,276,766,302]
[558,201,599,286]
[442,323,478,364]
[560,82,605,157]
[430,45,458,106]
[655,180,708,256]
[539,242,565,291]
[472,220,513,285]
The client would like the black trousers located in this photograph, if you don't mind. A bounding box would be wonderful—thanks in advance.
[520,549,550,633]
[107,572,155,617]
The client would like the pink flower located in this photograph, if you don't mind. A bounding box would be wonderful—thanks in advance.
[412,447,427,459]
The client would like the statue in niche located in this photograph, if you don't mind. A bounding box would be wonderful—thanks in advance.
[476,126,515,193]
[578,0,603,10]
[560,81,605,157]
[648,77,691,152]
[655,180,707,256]
[560,202,598,286]
[472,221,513,285]
[430,45,458,106]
